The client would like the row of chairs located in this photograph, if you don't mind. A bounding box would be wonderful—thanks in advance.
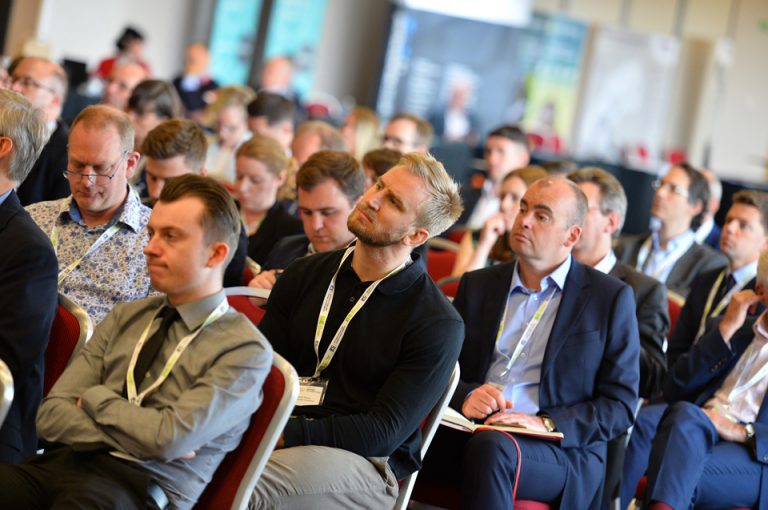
[42,288,465,510]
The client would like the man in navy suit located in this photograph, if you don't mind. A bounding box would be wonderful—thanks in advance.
[642,250,768,509]
[421,178,639,509]
[0,89,59,462]
[621,190,768,506]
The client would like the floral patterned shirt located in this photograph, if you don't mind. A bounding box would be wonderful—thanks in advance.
[27,189,153,324]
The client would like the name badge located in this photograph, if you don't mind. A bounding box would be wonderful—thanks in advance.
[297,377,328,406]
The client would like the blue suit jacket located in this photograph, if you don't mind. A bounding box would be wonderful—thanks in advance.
[668,266,763,368]
[451,259,640,509]
[663,317,768,506]
[0,190,58,462]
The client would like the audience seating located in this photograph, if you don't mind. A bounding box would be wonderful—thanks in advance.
[0,358,13,428]
[195,352,299,510]
[628,475,750,510]
[394,363,460,510]
[667,292,684,338]
[242,257,261,285]
[225,287,269,326]
[437,276,462,299]
[427,249,458,283]
[44,293,93,395]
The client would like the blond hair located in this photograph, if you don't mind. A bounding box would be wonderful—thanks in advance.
[399,152,462,236]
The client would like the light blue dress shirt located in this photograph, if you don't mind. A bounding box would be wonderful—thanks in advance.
[641,229,695,284]
[0,189,11,206]
[485,255,571,415]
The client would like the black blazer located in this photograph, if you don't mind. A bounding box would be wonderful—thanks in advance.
[246,203,303,267]
[456,181,483,227]
[615,232,728,299]
[452,260,640,509]
[609,262,669,398]
[16,120,70,206]
[0,190,58,462]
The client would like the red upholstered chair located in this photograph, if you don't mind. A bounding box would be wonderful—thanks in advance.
[427,250,458,283]
[225,287,269,326]
[629,475,750,510]
[667,293,684,338]
[394,364,460,510]
[44,294,93,395]
[437,276,462,299]
[195,353,299,510]
[0,359,13,428]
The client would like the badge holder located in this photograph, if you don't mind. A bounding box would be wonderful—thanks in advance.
[297,377,329,406]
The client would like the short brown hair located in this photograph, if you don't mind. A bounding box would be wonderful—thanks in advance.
[732,190,768,232]
[568,166,628,236]
[297,151,365,204]
[71,105,134,152]
[127,79,183,119]
[362,148,401,179]
[235,135,289,176]
[158,174,241,264]
[391,113,433,148]
[142,119,207,173]
[503,165,547,187]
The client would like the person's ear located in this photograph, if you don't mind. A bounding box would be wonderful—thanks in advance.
[206,241,230,268]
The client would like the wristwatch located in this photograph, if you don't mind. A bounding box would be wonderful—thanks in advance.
[745,422,756,442]
[541,416,556,433]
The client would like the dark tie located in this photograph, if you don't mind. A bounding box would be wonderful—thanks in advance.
[124,307,179,396]
[714,273,737,307]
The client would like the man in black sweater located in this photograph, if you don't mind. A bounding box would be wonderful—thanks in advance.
[251,152,464,508]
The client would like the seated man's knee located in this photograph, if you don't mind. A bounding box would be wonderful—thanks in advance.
[464,431,519,472]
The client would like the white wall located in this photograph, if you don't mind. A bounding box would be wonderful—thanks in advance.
[35,0,193,80]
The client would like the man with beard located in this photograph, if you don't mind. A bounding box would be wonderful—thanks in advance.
[250,153,464,509]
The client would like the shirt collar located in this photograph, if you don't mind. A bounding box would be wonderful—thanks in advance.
[338,245,424,296]
[167,289,227,331]
[695,217,715,244]
[651,229,695,253]
[593,250,617,275]
[511,255,571,294]
[731,260,758,284]
[0,189,11,206]
[60,187,147,233]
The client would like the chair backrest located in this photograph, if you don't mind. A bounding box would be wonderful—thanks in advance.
[225,287,270,326]
[0,359,14,428]
[45,294,93,395]
[667,295,683,338]
[195,353,299,510]
[393,363,460,510]
[426,249,458,283]
[436,276,462,299]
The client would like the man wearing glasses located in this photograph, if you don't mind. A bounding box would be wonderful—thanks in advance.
[9,56,71,206]
[616,163,727,299]
[381,112,433,154]
[27,105,153,324]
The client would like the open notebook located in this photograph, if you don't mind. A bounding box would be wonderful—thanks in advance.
[441,408,564,441]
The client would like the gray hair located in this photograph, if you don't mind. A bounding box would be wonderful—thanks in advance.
[0,89,48,184]
[568,166,627,237]
[399,152,462,237]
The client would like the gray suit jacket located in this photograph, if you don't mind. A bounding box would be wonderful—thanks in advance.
[615,233,727,299]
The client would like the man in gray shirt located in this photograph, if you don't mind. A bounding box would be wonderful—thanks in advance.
[0,174,273,509]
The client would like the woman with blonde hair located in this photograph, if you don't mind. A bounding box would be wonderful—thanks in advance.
[235,135,303,265]
[204,86,256,186]
[341,106,380,160]
[451,165,547,277]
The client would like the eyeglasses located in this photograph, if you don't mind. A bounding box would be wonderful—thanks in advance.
[651,179,689,199]
[63,151,129,185]
[10,75,58,95]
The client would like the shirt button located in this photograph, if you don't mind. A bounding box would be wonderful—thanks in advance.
[349,296,356,303]
[521,352,527,358]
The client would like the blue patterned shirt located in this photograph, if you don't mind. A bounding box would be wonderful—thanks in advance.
[27,188,153,324]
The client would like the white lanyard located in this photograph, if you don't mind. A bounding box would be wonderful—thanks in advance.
[126,300,229,405]
[635,235,691,280]
[495,285,555,375]
[312,246,409,378]
[726,341,768,402]
[50,198,121,285]
[696,268,756,340]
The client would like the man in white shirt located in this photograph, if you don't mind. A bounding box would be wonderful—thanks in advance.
[641,249,768,509]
